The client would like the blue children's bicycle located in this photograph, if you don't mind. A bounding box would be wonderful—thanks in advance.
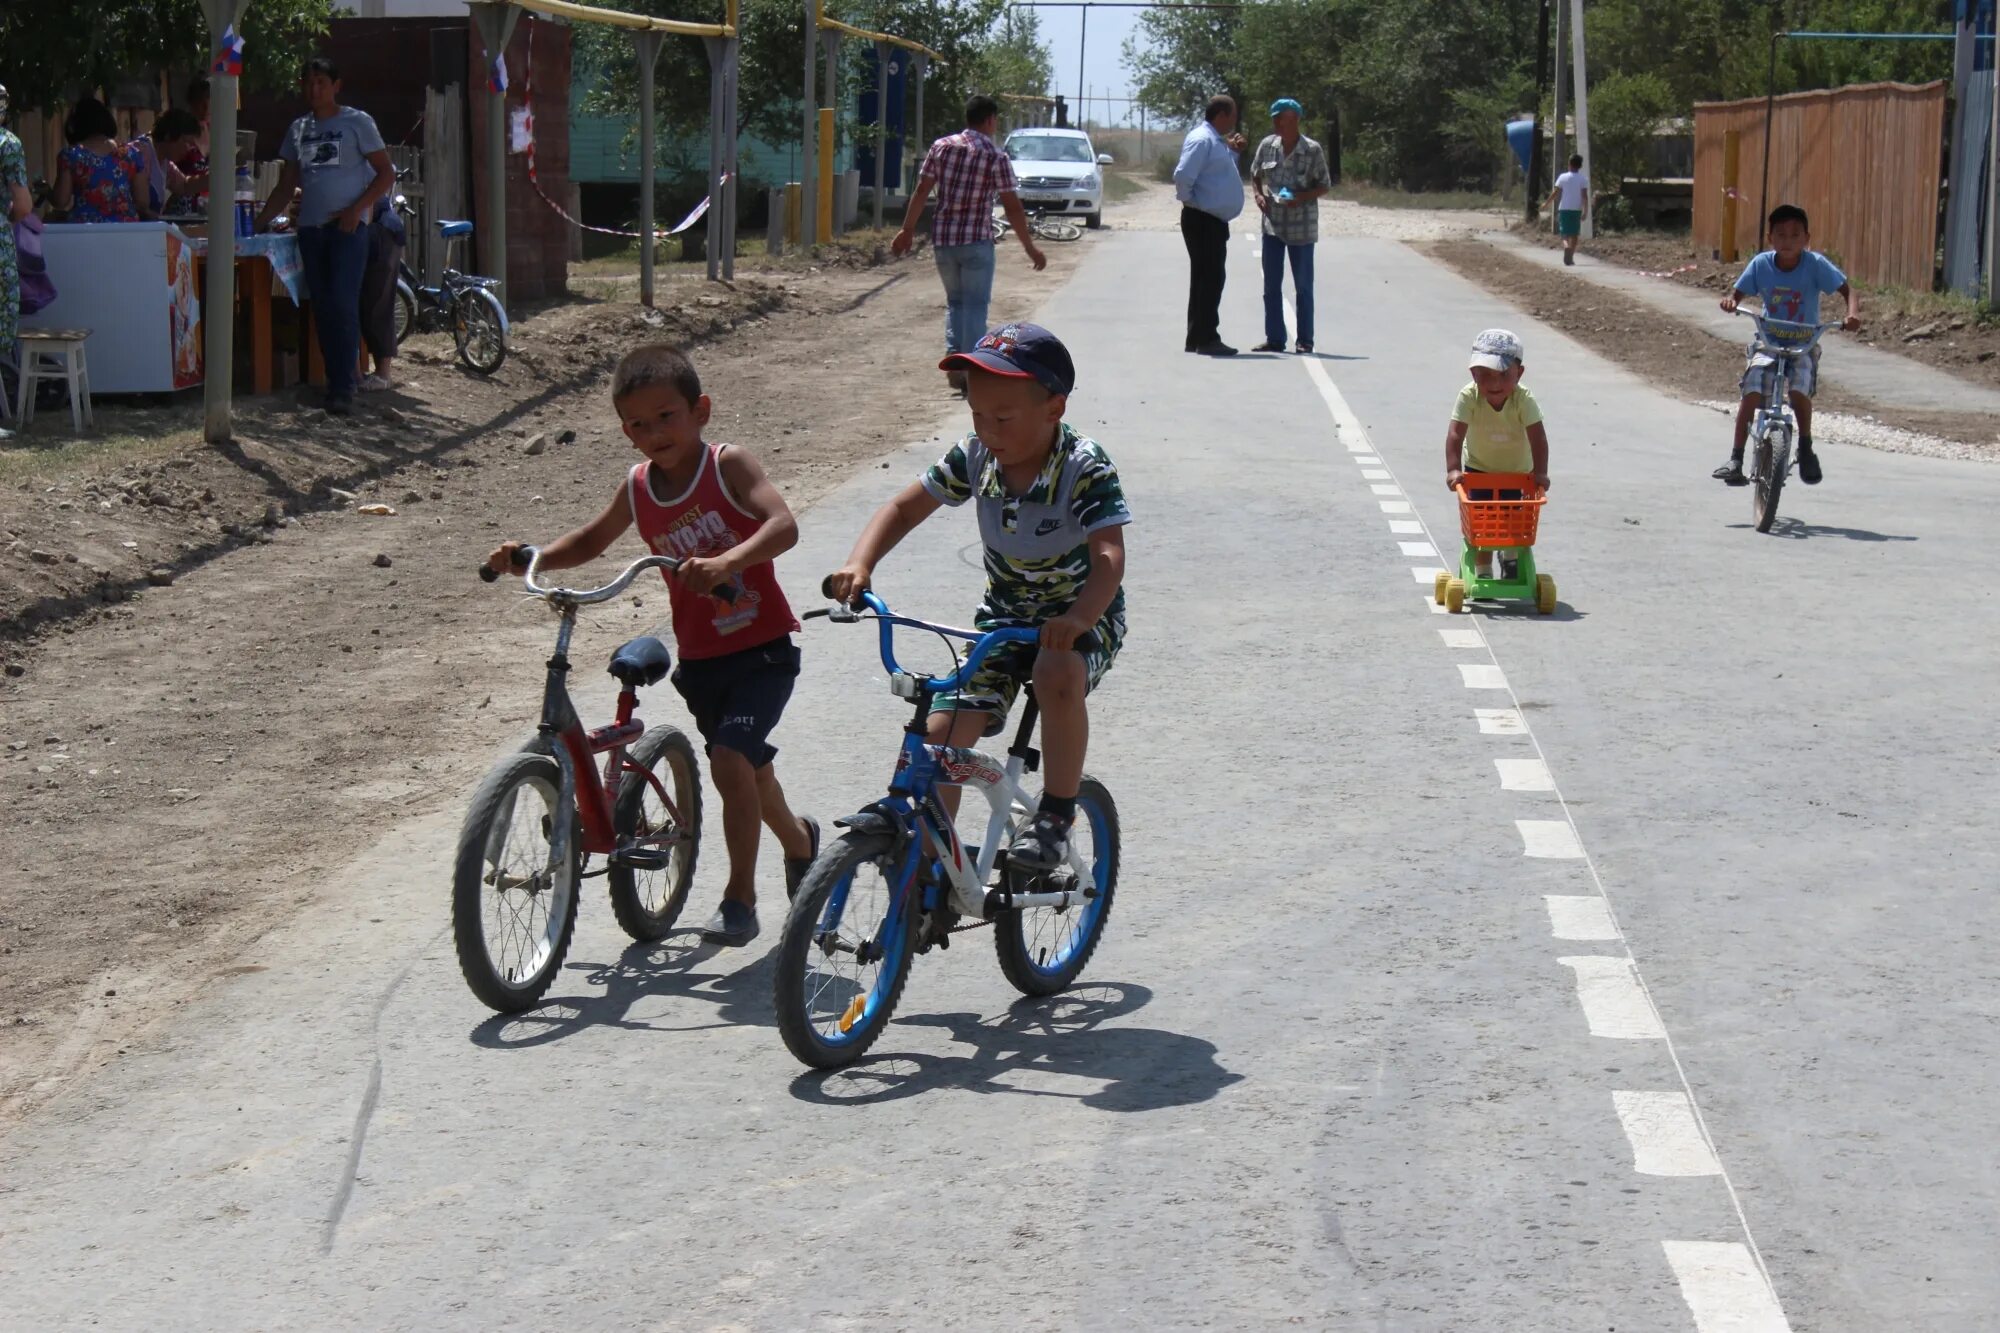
[773,586,1121,1070]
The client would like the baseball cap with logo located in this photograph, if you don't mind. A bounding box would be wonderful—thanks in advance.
[940,322,1076,397]
[1469,328,1525,372]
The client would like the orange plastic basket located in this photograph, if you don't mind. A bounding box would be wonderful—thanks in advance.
[1456,473,1545,548]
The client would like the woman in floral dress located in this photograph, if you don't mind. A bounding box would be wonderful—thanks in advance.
[52,97,151,225]
[0,81,34,382]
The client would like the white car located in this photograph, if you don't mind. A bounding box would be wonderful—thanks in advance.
[1003,128,1112,229]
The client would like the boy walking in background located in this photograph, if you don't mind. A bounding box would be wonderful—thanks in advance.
[1547,155,1588,266]
[488,345,819,947]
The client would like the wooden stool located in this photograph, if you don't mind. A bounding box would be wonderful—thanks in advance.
[18,330,94,432]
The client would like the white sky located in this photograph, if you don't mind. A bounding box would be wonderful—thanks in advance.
[1029,4,1145,127]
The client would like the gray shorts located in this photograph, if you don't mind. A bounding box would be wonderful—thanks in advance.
[1740,342,1820,399]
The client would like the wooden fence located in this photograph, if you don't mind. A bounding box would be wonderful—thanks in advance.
[1693,81,1946,290]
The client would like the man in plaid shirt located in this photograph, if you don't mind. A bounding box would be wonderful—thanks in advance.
[894,95,1047,387]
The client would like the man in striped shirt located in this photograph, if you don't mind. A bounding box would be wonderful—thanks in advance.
[894,95,1048,388]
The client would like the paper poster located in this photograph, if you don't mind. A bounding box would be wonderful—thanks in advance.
[510,107,532,154]
[165,231,204,389]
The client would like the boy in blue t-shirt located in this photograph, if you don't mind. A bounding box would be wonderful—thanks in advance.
[1713,204,1861,487]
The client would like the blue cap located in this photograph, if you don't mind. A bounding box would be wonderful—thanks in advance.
[1270,98,1303,118]
[940,322,1076,397]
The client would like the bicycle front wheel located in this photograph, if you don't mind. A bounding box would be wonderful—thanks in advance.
[452,752,580,1012]
[455,286,509,374]
[1754,424,1790,533]
[606,726,702,941]
[995,777,1120,996]
[775,831,916,1069]
[1035,216,1084,242]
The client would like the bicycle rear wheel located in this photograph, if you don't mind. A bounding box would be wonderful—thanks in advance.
[1753,423,1790,533]
[394,278,417,346]
[774,831,916,1069]
[606,726,702,941]
[452,752,580,1012]
[455,286,509,374]
[995,777,1119,996]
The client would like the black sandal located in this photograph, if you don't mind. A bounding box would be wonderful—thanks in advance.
[1712,459,1748,485]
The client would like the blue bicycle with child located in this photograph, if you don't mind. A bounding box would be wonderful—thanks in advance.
[772,585,1121,1069]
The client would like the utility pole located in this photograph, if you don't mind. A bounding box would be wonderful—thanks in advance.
[1567,0,1593,240]
[1550,0,1565,189]
[1077,4,1088,109]
[1987,34,1999,304]
[801,0,816,250]
[1526,0,1550,223]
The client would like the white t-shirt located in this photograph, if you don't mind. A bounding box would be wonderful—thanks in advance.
[1553,171,1588,211]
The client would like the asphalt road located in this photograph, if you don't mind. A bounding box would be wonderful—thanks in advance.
[1,227,1994,1332]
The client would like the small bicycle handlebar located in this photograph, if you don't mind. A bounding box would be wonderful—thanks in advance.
[478,544,734,606]
[1734,307,1840,355]
[812,576,1101,695]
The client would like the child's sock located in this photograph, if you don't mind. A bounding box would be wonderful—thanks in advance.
[1799,433,1813,451]
[1037,793,1077,826]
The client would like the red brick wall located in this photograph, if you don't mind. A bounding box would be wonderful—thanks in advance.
[468,15,572,301]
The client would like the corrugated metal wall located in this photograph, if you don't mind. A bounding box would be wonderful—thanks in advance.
[1693,81,1947,290]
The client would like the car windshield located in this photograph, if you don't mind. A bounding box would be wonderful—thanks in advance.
[1008,136,1092,163]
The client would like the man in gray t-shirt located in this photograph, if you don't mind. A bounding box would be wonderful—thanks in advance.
[257,56,394,414]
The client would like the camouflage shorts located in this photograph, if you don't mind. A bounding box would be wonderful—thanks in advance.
[930,611,1123,736]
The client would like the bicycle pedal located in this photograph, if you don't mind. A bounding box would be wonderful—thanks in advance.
[607,846,673,871]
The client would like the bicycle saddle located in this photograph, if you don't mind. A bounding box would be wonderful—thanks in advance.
[436,219,475,238]
[607,636,672,688]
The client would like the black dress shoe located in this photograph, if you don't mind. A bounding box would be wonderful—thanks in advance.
[1251,340,1285,353]
[1195,341,1239,357]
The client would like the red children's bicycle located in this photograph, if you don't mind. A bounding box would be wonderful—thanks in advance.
[455,546,704,1012]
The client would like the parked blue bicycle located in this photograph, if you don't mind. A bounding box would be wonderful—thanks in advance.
[773,585,1121,1070]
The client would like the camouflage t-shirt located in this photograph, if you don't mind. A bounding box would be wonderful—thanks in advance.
[921,423,1131,635]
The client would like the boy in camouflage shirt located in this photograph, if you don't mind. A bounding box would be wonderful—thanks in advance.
[829,323,1129,870]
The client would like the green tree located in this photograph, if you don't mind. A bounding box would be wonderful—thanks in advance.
[1588,70,1677,186]
[971,6,1054,101]
[1124,4,1243,122]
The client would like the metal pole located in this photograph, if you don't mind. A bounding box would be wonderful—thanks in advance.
[1526,0,1549,223]
[912,52,927,176]
[1077,4,1089,109]
[1566,0,1592,241]
[802,0,816,250]
[821,31,840,234]
[1550,0,1564,176]
[1987,34,1999,304]
[725,38,741,279]
[1759,30,1778,253]
[198,0,246,443]
[872,42,888,232]
[634,31,662,306]
[1721,129,1741,262]
[471,2,521,299]
[705,36,724,281]
[817,107,835,242]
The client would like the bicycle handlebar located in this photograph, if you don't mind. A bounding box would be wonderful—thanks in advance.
[813,577,1101,694]
[1734,307,1840,354]
[478,544,734,606]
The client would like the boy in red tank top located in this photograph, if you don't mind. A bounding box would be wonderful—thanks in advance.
[486,345,816,947]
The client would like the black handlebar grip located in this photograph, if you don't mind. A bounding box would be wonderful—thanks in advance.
[478,565,499,583]
[820,575,837,600]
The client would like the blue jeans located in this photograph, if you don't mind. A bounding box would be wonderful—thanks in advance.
[933,241,997,355]
[298,223,371,402]
[1262,239,1316,348]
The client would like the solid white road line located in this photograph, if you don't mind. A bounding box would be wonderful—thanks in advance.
[1543,894,1620,941]
[1475,707,1527,734]
[1380,500,1414,514]
[1438,628,1484,649]
[1495,757,1554,791]
[1389,519,1425,534]
[1556,956,1668,1039]
[1613,1092,1724,1177]
[1517,819,1583,857]
[1662,1241,1794,1333]
[1459,664,1509,690]
[1399,541,1441,559]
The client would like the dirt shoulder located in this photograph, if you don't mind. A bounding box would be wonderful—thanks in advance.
[1427,237,2000,456]
[0,229,1089,1118]
[1509,223,2000,391]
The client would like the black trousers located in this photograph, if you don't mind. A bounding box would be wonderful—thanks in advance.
[1180,205,1230,348]
[360,221,404,365]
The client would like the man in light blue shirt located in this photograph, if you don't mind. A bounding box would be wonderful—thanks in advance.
[1173,95,1247,356]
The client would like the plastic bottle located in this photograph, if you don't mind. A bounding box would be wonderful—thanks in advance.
[234,164,257,239]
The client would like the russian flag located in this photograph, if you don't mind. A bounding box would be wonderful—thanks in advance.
[212,25,245,77]
[488,54,508,95]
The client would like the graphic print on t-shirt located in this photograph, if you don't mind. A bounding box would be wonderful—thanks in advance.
[301,130,346,171]
[648,503,758,636]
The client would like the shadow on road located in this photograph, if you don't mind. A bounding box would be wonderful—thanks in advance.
[788,981,1242,1111]
[1728,518,1917,542]
[466,932,778,1049]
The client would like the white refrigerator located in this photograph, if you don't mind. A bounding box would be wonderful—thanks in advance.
[25,223,204,393]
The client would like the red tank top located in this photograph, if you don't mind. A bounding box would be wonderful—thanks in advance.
[627,445,799,660]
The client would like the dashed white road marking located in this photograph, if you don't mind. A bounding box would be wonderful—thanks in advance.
[1543,894,1620,940]
[1380,500,1413,514]
[1389,519,1425,534]
[1495,757,1554,791]
[1345,439,1370,453]
[1614,1092,1724,1177]
[1370,483,1403,496]
[1399,541,1440,559]
[1557,956,1667,1038]
[1662,1242,1793,1333]
[1412,566,1449,585]
[1363,469,1394,480]
[1517,818,1583,857]
[1353,455,1382,465]
[1459,663,1509,690]
[1423,597,1450,615]
[1475,707,1527,734]
[1438,628,1484,649]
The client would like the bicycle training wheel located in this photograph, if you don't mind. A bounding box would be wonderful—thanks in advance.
[774,831,916,1069]
[1754,425,1789,534]
[1035,216,1084,242]
[393,278,417,346]
[995,777,1120,997]
[455,286,509,375]
[606,726,702,941]
[452,751,581,1012]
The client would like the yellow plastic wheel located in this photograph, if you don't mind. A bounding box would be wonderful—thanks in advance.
[1445,578,1467,614]
[1535,573,1557,616]
[1433,571,1450,605]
